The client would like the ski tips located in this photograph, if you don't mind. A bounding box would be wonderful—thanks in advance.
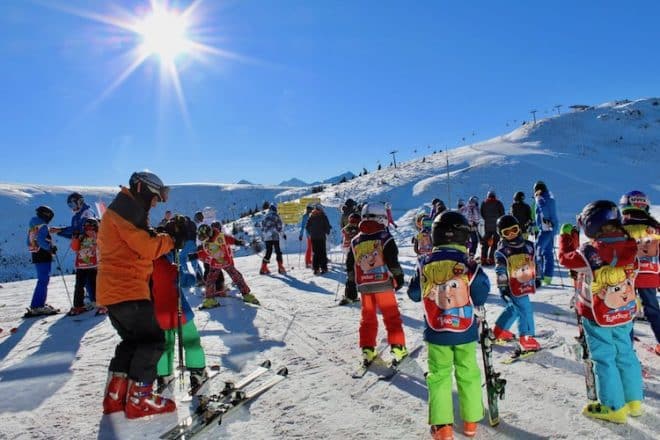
[260,360,272,369]
[276,366,288,376]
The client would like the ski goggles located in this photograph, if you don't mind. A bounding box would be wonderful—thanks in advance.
[500,224,521,239]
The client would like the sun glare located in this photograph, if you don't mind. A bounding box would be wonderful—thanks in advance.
[137,9,190,61]
[45,0,249,121]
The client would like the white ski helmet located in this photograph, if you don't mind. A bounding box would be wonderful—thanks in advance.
[361,203,388,226]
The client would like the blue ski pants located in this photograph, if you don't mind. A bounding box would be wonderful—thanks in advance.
[535,231,555,278]
[583,319,643,410]
[180,240,201,287]
[31,262,51,308]
[495,293,536,336]
[637,287,660,343]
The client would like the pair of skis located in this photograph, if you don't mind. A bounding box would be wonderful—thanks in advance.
[351,345,423,381]
[479,317,507,427]
[160,360,288,440]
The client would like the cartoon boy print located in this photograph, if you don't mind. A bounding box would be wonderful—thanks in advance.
[422,261,473,332]
[508,253,536,295]
[591,266,637,326]
[354,240,388,276]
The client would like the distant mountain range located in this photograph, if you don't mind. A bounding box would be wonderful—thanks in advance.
[278,171,356,187]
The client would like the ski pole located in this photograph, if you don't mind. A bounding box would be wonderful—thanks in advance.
[54,251,73,307]
[298,239,302,269]
[553,246,565,288]
[174,250,185,390]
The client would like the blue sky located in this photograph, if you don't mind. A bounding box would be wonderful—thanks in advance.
[1,0,658,187]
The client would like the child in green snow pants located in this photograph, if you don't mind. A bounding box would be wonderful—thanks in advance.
[426,342,483,425]
[157,320,206,376]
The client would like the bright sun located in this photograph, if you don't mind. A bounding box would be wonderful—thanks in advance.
[137,9,190,61]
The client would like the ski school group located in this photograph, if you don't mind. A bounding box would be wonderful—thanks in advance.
[22,170,659,439]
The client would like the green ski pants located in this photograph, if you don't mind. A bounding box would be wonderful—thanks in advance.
[426,341,483,425]
[157,320,206,376]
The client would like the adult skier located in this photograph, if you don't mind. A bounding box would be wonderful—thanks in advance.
[306,204,332,274]
[532,181,559,286]
[99,171,187,419]
[480,191,505,265]
[260,204,287,274]
[298,204,314,268]
[510,191,533,239]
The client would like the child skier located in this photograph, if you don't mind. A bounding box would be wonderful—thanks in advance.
[151,247,208,394]
[345,203,408,364]
[341,212,361,254]
[298,204,314,268]
[619,190,660,355]
[192,223,259,309]
[68,217,102,316]
[461,196,481,260]
[407,211,490,439]
[558,200,643,423]
[26,205,58,316]
[491,215,541,351]
[412,214,434,257]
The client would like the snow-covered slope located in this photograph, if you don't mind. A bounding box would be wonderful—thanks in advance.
[0,238,657,439]
[0,97,659,439]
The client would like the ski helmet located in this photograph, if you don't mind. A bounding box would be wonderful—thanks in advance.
[345,198,356,208]
[211,221,221,230]
[468,196,479,206]
[513,191,525,202]
[457,199,465,209]
[67,192,84,210]
[36,205,54,223]
[415,212,428,230]
[361,203,388,226]
[348,212,361,225]
[533,181,547,194]
[193,211,204,223]
[578,200,622,239]
[432,211,470,246]
[269,204,277,213]
[129,171,169,203]
[306,204,314,212]
[433,199,447,215]
[486,191,496,199]
[83,217,99,231]
[197,224,212,241]
[496,215,521,240]
[619,190,649,212]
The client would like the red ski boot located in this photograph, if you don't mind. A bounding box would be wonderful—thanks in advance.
[277,262,287,274]
[102,372,128,414]
[493,325,516,342]
[518,335,541,352]
[259,261,270,275]
[124,380,176,419]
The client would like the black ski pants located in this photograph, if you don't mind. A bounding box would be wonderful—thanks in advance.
[73,267,97,307]
[311,238,328,271]
[263,240,283,263]
[480,231,500,261]
[107,300,165,383]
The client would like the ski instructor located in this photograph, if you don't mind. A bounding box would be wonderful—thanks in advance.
[98,171,187,419]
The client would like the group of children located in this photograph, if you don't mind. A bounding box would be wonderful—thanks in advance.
[335,187,657,440]
[27,187,658,434]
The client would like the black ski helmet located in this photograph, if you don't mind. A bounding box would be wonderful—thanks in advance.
[83,217,99,231]
[578,200,622,239]
[432,211,470,246]
[36,205,55,223]
[348,212,361,225]
[533,180,547,194]
[197,224,212,241]
[486,191,496,199]
[129,171,169,204]
[67,192,84,210]
[433,199,447,214]
[193,211,204,223]
[513,191,525,202]
[496,215,520,237]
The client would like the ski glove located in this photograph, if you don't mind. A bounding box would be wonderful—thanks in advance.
[298,235,303,241]
[164,215,188,250]
[282,234,287,240]
[393,273,405,291]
